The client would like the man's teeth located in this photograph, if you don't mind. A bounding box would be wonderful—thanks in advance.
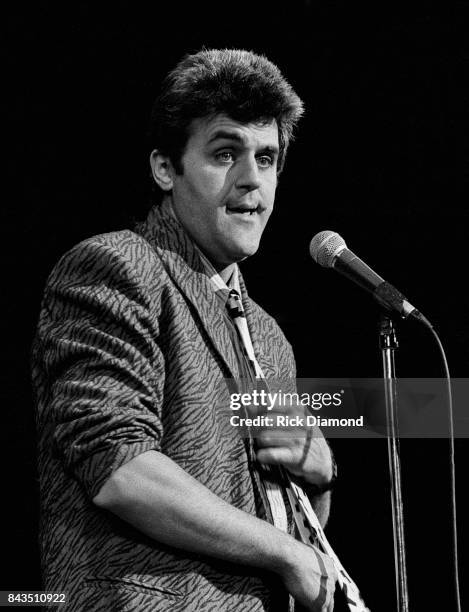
[230,208,257,214]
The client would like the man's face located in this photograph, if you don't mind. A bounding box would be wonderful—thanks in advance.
[169,113,279,269]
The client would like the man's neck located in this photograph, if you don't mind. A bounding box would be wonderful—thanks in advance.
[162,197,236,284]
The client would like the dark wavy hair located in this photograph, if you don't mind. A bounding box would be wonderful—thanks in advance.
[148,49,304,176]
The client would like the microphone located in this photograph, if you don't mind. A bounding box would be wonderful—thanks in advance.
[309,230,430,325]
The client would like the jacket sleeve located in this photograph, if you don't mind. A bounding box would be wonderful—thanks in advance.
[34,236,165,499]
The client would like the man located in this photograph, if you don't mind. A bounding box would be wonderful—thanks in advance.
[32,49,337,611]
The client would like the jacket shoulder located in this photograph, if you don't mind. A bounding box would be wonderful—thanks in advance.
[47,230,165,289]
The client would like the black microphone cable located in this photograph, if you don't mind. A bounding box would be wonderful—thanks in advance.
[418,318,461,612]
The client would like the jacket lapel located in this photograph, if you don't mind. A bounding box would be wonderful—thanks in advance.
[137,204,241,379]
[239,273,277,379]
[238,273,263,366]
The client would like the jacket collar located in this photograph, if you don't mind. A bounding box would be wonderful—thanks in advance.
[137,202,247,379]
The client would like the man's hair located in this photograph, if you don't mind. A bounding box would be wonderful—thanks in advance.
[148,49,304,175]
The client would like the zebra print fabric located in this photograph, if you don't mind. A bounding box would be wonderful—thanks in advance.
[31,203,297,610]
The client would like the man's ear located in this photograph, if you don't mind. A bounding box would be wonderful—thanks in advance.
[149,150,175,191]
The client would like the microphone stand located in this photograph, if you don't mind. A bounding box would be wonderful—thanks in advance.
[379,314,409,612]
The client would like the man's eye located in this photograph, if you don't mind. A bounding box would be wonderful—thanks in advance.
[216,151,234,163]
[257,155,274,168]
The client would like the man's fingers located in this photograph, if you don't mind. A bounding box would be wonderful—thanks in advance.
[256,446,296,466]
[256,431,304,446]
[323,575,336,611]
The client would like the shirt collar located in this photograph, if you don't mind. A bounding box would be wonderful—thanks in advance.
[195,247,240,295]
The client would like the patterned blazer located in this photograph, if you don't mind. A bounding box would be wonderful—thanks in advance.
[32,203,297,611]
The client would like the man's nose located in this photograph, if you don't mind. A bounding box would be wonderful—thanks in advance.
[234,156,262,191]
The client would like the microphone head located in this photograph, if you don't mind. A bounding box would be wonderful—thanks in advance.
[310,231,347,267]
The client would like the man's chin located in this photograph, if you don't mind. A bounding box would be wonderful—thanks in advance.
[229,243,261,263]
[207,238,262,269]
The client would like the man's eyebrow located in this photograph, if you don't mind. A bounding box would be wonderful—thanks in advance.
[207,130,245,144]
[206,130,279,154]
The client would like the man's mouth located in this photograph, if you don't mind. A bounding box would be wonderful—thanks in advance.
[226,205,260,215]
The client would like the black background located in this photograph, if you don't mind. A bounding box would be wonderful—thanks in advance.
[4,2,468,610]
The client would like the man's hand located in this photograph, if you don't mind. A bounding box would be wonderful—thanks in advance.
[251,401,333,487]
[94,450,337,609]
[279,539,337,611]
